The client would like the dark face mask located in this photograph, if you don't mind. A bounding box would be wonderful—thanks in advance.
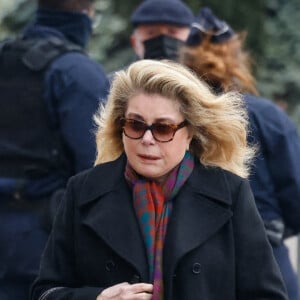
[143,35,184,60]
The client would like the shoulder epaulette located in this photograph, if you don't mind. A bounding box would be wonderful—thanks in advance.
[22,36,85,71]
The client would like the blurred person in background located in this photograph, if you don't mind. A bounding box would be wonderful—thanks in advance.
[130,0,194,60]
[107,0,194,81]
[0,0,109,298]
[181,7,300,300]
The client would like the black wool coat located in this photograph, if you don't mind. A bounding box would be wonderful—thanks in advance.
[31,154,287,300]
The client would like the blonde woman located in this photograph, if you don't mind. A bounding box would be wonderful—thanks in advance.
[31,60,287,300]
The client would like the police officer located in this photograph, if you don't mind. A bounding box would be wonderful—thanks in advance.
[0,0,109,298]
[130,0,194,60]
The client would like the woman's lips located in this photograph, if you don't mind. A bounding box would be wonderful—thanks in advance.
[138,154,160,160]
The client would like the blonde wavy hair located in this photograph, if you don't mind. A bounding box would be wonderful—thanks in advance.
[180,33,258,95]
[94,59,255,178]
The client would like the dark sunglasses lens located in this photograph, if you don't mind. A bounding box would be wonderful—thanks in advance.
[152,124,174,141]
[124,119,146,138]
[123,119,181,142]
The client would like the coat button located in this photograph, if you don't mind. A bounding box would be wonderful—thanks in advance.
[51,149,59,156]
[105,260,116,272]
[192,263,201,274]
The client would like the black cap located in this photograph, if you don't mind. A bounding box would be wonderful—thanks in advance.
[131,0,194,27]
[186,7,235,46]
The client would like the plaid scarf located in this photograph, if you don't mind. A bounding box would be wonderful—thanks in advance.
[125,151,194,299]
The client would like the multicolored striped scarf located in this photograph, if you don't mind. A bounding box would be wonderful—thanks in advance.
[125,151,194,299]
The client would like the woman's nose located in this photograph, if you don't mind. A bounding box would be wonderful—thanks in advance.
[141,129,155,144]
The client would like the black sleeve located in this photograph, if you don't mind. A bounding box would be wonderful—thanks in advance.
[30,177,103,300]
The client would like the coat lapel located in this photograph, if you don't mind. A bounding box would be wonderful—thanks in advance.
[163,164,233,295]
[78,155,149,281]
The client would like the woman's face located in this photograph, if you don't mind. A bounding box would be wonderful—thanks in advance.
[123,93,192,182]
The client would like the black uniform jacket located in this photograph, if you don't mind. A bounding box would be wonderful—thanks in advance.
[31,154,287,300]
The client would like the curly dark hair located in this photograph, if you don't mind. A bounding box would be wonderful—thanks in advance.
[180,33,258,95]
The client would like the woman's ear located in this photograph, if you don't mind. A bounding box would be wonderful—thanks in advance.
[186,128,193,149]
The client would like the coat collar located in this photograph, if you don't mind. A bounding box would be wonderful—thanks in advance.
[25,8,92,48]
[78,154,234,284]
[78,153,233,207]
[78,153,127,207]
